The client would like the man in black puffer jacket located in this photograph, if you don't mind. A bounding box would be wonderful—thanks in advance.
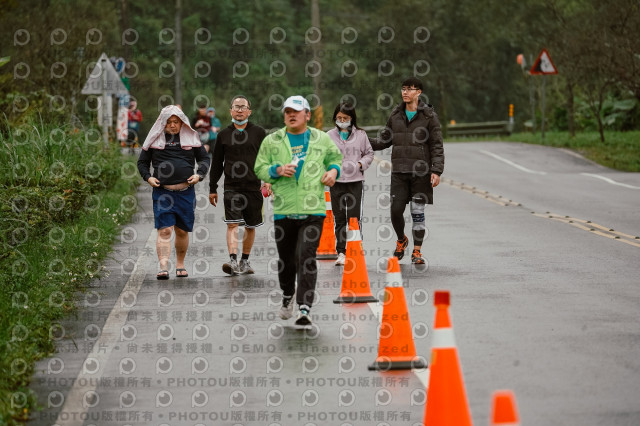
[371,77,445,264]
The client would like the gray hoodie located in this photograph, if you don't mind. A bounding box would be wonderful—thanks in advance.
[326,127,374,183]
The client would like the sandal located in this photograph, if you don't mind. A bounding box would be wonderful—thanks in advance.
[157,270,169,280]
[176,268,188,278]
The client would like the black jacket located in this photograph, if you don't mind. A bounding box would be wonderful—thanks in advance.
[209,122,267,193]
[371,101,444,176]
[137,133,210,185]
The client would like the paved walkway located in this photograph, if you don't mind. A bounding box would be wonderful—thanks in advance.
[29,151,429,426]
[29,143,640,425]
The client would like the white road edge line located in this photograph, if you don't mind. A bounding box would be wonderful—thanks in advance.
[55,231,156,426]
[580,173,640,190]
[480,150,547,175]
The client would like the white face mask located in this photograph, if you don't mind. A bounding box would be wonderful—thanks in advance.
[232,118,248,125]
[336,120,351,129]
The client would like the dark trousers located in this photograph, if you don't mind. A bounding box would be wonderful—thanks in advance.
[390,173,430,245]
[274,216,324,308]
[329,181,364,254]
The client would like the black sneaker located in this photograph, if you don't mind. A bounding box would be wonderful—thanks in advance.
[411,249,425,264]
[393,235,409,260]
[294,306,312,326]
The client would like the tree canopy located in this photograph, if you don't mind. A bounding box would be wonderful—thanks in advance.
[1,0,638,136]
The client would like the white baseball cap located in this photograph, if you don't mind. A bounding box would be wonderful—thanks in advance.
[282,95,310,112]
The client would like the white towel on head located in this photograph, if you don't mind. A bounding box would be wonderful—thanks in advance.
[142,105,202,150]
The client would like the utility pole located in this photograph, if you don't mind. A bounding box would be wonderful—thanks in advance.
[310,0,323,129]
[541,75,546,140]
[529,54,536,135]
[121,0,130,60]
[175,0,183,106]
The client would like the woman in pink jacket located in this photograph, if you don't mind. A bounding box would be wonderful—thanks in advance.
[326,102,374,266]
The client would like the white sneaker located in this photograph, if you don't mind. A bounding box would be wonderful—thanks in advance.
[294,306,312,326]
[335,253,346,266]
[279,297,294,320]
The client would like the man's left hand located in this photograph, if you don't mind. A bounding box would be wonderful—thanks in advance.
[431,174,440,188]
[187,174,201,185]
[321,169,338,187]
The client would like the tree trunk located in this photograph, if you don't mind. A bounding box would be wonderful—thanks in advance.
[310,0,323,129]
[174,0,183,107]
[566,81,575,137]
[120,0,130,60]
[596,113,605,143]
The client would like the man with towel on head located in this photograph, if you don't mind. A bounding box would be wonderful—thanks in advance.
[137,105,211,280]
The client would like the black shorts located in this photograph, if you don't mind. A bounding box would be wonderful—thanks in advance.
[390,172,433,205]
[223,190,264,228]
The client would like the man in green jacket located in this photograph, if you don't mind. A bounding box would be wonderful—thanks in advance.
[255,95,342,327]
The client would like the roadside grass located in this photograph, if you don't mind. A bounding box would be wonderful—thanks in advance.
[0,120,138,424]
[445,130,640,172]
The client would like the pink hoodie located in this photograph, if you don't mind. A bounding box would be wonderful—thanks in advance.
[326,127,374,182]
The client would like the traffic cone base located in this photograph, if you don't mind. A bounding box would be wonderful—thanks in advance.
[368,356,427,371]
[334,294,379,304]
[317,253,339,260]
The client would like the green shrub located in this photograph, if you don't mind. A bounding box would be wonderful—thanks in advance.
[0,120,139,424]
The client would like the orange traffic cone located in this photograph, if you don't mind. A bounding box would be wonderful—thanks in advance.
[491,390,519,426]
[423,290,472,425]
[368,257,427,370]
[334,218,378,304]
[317,190,338,260]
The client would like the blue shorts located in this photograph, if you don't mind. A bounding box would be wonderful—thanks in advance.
[152,186,196,232]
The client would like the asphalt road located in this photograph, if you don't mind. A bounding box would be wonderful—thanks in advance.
[29,142,640,425]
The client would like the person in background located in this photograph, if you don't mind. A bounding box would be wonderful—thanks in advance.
[326,102,374,266]
[207,107,222,152]
[209,96,270,276]
[370,77,444,265]
[137,105,210,279]
[254,95,342,327]
[126,99,142,147]
[192,105,212,150]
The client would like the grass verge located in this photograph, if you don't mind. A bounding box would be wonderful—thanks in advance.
[0,121,139,424]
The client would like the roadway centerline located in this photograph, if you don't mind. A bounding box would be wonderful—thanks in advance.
[531,212,640,248]
[442,178,521,207]
[443,178,640,248]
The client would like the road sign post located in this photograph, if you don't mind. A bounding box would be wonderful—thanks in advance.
[81,53,129,144]
[529,48,558,140]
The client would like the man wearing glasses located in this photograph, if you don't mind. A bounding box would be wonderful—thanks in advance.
[209,95,270,275]
[371,77,445,264]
